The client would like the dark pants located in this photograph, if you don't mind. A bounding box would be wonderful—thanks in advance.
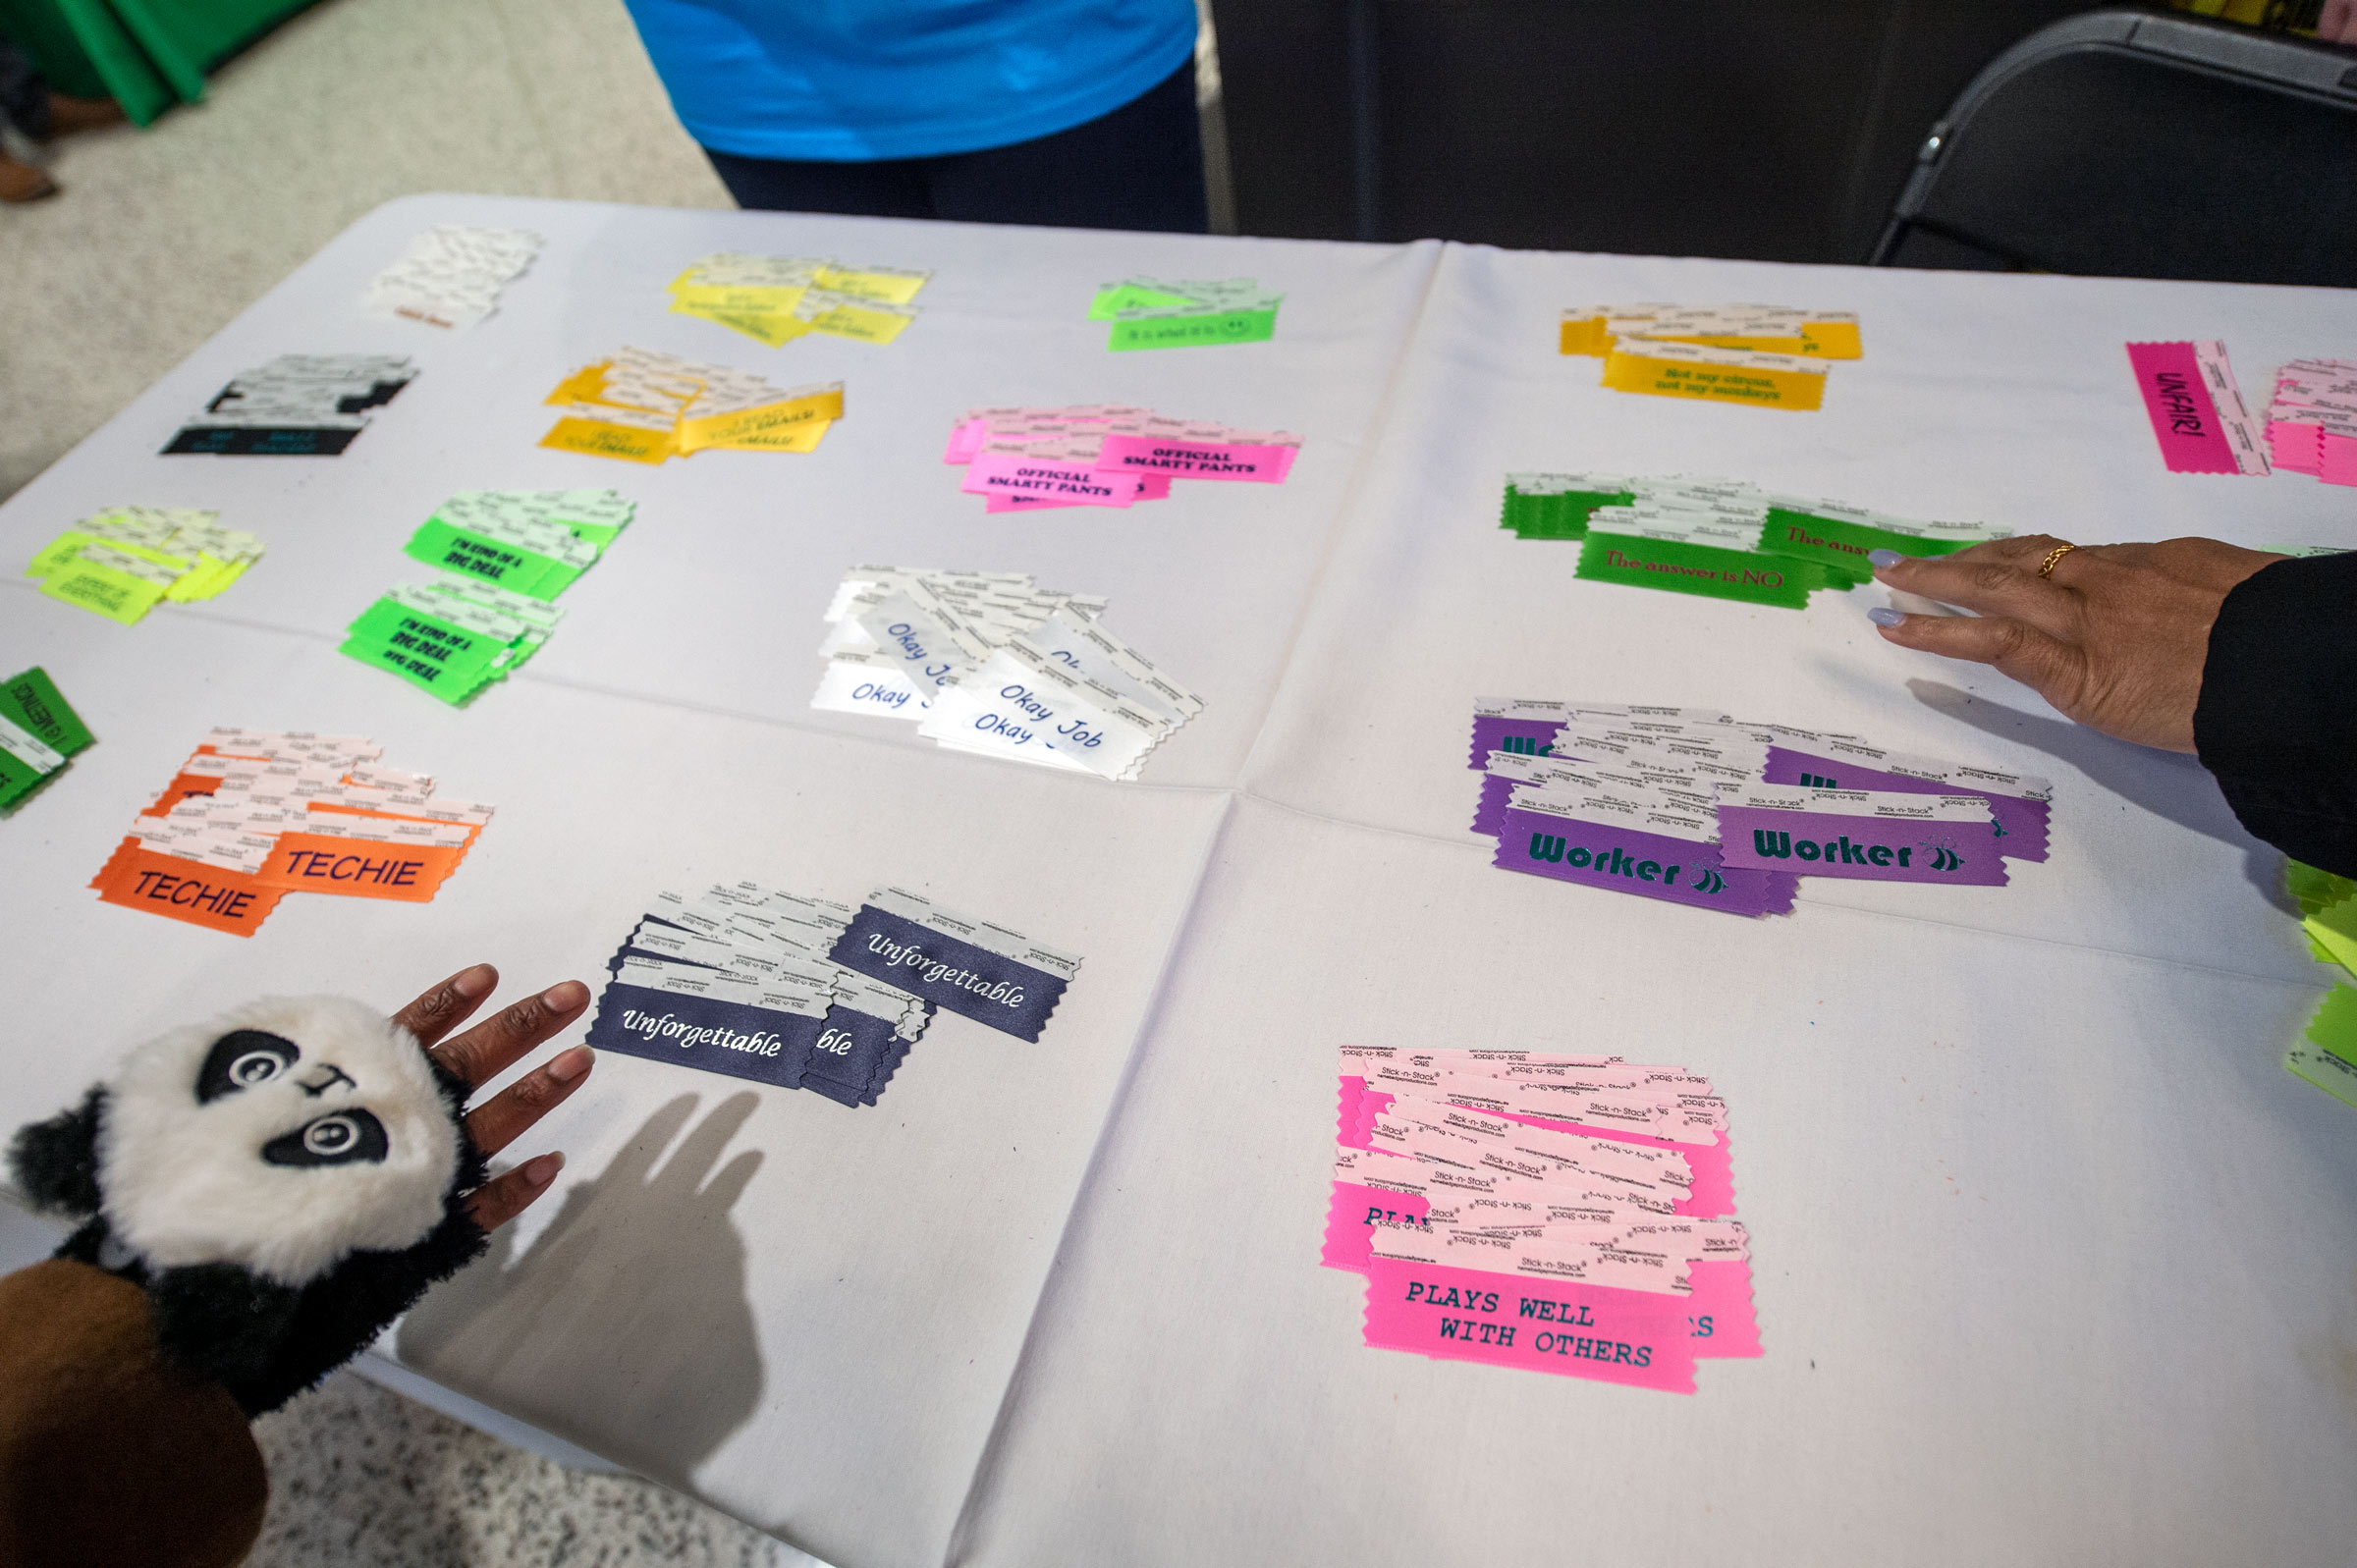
[0,37,50,138]
[703,60,1207,234]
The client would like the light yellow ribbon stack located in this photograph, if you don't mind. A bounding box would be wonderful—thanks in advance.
[667,252,930,350]
[540,347,844,464]
[27,506,264,624]
[1561,303,1863,412]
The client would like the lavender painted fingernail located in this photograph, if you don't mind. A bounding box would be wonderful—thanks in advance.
[1867,607,1905,626]
[1867,549,1904,569]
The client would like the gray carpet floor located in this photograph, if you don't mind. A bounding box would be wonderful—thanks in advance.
[251,1374,809,1568]
[0,0,732,501]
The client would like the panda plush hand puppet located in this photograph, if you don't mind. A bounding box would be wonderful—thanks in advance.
[8,995,491,1416]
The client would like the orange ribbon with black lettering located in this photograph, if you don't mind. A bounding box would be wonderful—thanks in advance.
[89,838,285,936]
[253,834,469,902]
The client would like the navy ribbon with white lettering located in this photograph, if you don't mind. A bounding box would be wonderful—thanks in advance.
[798,1003,910,1106]
[583,981,820,1091]
[829,904,1069,1043]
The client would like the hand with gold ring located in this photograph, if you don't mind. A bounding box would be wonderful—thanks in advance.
[1865,534,2284,751]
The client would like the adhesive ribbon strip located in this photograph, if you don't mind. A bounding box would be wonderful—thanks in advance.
[579,882,1079,1104]
[667,251,930,351]
[28,506,265,624]
[1499,473,2011,612]
[163,354,415,458]
[1498,800,1800,917]
[1091,275,1283,351]
[1561,302,1861,359]
[584,975,823,1093]
[584,891,920,1106]
[343,490,631,706]
[87,731,484,937]
[0,667,89,810]
[537,346,844,464]
[1715,787,2007,886]
[2263,357,2357,486]
[2126,340,2270,476]
[829,891,1079,1043]
[1322,1047,1757,1392]
[812,567,1201,782]
[939,405,1301,514]
[1760,742,2050,862]
[1467,700,2051,915]
[364,225,540,330]
[1599,339,1829,410]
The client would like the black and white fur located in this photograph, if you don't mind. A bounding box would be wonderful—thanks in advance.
[7,997,489,1415]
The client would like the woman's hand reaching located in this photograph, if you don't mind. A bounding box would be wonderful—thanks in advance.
[1865,534,2283,752]
[391,964,594,1229]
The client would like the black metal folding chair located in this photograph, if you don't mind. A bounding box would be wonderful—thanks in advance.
[1871,7,2357,286]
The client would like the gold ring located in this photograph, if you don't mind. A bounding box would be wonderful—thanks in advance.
[2037,544,2078,579]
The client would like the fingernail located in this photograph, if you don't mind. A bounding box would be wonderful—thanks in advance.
[523,1152,564,1186]
[548,1046,593,1082]
[1867,549,1903,569]
[454,964,495,999]
[541,981,588,1011]
[1867,607,1905,627]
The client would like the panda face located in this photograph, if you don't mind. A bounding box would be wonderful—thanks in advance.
[99,997,463,1287]
[194,1030,392,1168]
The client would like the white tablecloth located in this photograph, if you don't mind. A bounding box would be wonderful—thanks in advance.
[2,195,2351,1568]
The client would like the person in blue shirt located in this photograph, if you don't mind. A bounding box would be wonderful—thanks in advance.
[619,0,1208,232]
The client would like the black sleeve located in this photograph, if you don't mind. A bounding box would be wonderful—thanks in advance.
[179,1201,489,1416]
[2194,553,2357,878]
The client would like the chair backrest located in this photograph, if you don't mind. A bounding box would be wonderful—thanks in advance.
[1871,7,2357,285]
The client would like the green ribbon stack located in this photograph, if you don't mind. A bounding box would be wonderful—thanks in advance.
[2285,860,2357,1108]
[0,666,92,811]
[1499,472,2007,612]
[1089,276,1283,351]
[340,489,632,707]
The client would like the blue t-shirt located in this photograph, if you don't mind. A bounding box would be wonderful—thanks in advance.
[620,0,1200,162]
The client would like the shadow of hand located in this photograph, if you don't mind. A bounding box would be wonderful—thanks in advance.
[398,1093,766,1478]
[1905,678,2290,910]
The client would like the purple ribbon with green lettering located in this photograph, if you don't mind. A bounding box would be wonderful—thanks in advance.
[1718,806,2006,885]
[1468,713,1564,770]
[1496,805,1797,917]
[1763,746,2049,861]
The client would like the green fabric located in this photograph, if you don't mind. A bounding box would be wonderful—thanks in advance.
[0,0,109,98]
[115,0,320,94]
[106,0,204,101]
[0,0,317,126]
[47,0,170,124]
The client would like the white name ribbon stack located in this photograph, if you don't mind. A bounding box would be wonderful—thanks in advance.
[364,226,543,330]
[811,565,1204,782]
